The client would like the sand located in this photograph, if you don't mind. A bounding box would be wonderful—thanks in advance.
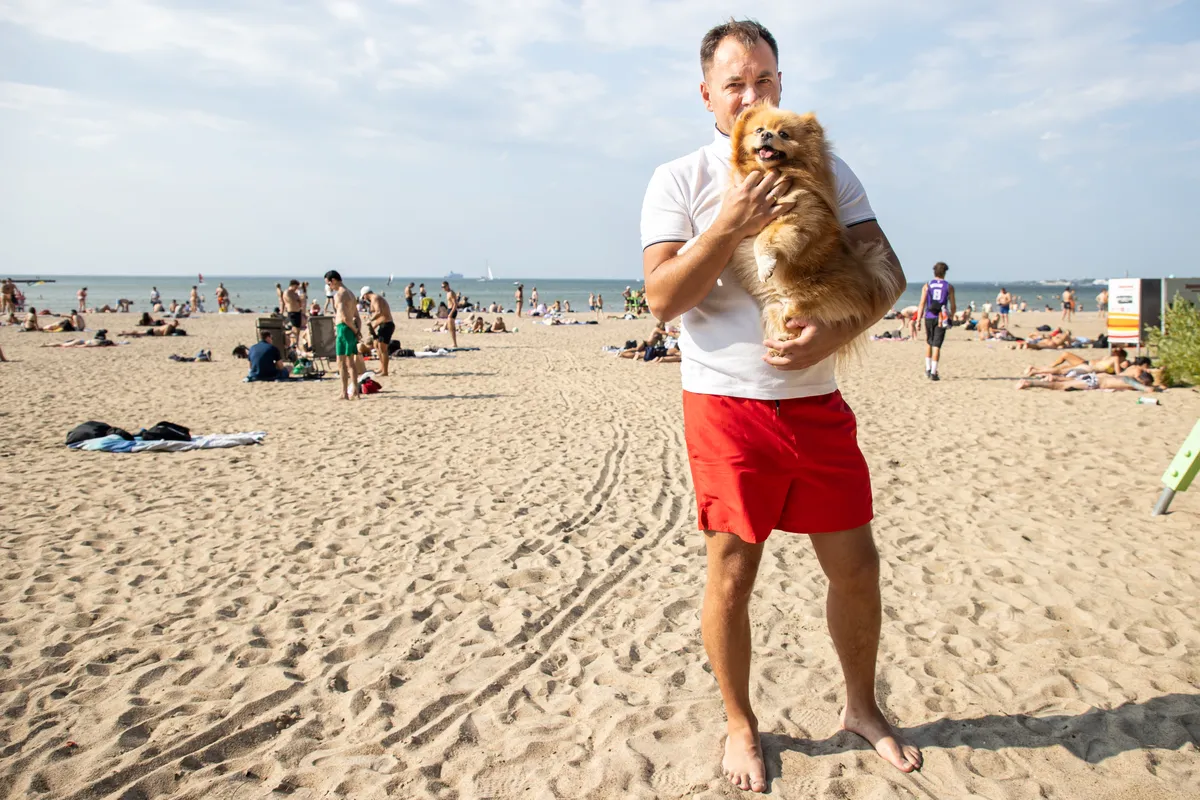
[0,309,1198,800]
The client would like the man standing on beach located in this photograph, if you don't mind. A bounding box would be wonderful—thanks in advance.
[190,285,202,313]
[325,270,362,400]
[77,286,87,312]
[442,280,460,348]
[917,262,954,381]
[1097,287,1108,319]
[360,287,395,377]
[995,287,1011,329]
[149,286,160,309]
[515,284,524,317]
[277,280,304,349]
[404,282,416,318]
[641,19,920,793]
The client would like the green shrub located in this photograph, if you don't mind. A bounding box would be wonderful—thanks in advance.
[1147,293,1200,386]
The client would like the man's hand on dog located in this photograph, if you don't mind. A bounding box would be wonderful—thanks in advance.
[763,318,854,370]
[715,170,793,239]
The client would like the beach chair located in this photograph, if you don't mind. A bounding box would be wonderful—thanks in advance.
[256,317,288,355]
[307,315,336,372]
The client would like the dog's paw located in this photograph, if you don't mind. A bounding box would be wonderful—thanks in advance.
[755,253,777,282]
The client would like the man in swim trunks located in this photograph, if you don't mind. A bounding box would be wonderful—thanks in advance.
[360,287,395,377]
[276,280,304,348]
[441,280,459,348]
[77,287,87,312]
[325,270,362,400]
[917,262,955,380]
[641,19,920,793]
[404,282,416,318]
[995,287,1011,329]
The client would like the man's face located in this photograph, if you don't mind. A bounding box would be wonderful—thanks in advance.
[700,37,781,135]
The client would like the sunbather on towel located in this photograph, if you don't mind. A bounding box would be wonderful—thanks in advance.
[118,321,185,337]
[1016,369,1157,392]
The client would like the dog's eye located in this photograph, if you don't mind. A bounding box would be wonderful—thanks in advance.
[754,127,763,134]
[779,131,790,140]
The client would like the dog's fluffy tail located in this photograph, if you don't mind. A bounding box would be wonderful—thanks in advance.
[835,238,903,369]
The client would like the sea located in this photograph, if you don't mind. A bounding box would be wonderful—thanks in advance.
[6,275,1111,316]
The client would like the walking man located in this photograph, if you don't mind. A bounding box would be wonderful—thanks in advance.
[641,19,920,794]
[917,262,955,380]
[325,270,362,400]
[360,287,395,376]
[442,280,459,348]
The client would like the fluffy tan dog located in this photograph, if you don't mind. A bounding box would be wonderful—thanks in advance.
[728,105,900,357]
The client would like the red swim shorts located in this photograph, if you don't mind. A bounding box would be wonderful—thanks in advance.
[682,390,873,544]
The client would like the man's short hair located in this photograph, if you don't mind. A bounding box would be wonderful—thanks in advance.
[933,262,949,278]
[261,330,273,341]
[289,279,300,287]
[700,18,778,77]
[324,270,342,283]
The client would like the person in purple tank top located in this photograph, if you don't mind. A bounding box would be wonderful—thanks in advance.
[916,262,956,381]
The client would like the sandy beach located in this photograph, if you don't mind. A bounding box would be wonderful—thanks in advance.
[1,308,1198,800]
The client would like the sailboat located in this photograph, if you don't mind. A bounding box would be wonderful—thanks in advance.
[478,261,494,282]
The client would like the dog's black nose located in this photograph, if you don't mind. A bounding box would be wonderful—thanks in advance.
[760,131,773,141]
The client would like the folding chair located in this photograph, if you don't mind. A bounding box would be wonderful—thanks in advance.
[308,316,336,373]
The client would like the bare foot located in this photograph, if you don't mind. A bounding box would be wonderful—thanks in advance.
[841,705,922,773]
[1016,379,1032,390]
[722,723,766,793]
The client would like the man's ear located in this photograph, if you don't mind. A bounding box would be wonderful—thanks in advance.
[700,81,714,112]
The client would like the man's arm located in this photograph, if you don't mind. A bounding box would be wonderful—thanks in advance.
[948,285,957,319]
[643,170,790,321]
[763,220,907,370]
[916,283,929,322]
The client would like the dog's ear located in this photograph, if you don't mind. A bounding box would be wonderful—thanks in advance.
[797,112,826,140]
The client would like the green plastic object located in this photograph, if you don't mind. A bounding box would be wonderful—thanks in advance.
[1161,419,1200,493]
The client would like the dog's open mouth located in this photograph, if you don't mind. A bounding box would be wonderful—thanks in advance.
[757,145,784,161]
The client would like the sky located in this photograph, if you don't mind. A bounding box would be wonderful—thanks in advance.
[1,0,1198,281]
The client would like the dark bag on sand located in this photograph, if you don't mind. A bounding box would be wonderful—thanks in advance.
[624,340,638,350]
[140,421,191,441]
[67,421,134,445]
[1093,334,1109,349]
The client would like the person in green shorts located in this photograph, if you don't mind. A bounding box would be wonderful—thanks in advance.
[325,269,363,400]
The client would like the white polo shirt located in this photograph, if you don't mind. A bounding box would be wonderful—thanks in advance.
[640,126,877,400]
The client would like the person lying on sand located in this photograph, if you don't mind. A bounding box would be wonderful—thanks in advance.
[1017,369,1157,392]
[1012,330,1073,350]
[470,315,486,333]
[118,321,184,337]
[138,312,166,327]
[23,308,41,331]
[1023,348,1129,378]
[488,317,508,333]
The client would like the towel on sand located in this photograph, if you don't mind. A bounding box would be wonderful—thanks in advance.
[69,432,266,452]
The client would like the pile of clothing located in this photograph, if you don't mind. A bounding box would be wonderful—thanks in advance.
[65,420,266,453]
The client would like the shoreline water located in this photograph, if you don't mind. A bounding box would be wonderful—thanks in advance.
[7,275,1112,318]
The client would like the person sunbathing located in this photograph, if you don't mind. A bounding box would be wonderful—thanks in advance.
[1014,330,1073,350]
[470,315,486,333]
[1024,348,1128,377]
[138,311,165,327]
[488,317,508,333]
[1017,369,1157,392]
[118,321,183,337]
[23,308,41,331]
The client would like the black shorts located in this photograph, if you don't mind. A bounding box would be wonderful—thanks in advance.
[287,311,303,328]
[375,321,395,344]
[925,318,947,348]
[405,297,414,309]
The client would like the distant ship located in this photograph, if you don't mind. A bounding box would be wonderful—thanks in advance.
[445,271,463,280]
[1038,280,1072,287]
